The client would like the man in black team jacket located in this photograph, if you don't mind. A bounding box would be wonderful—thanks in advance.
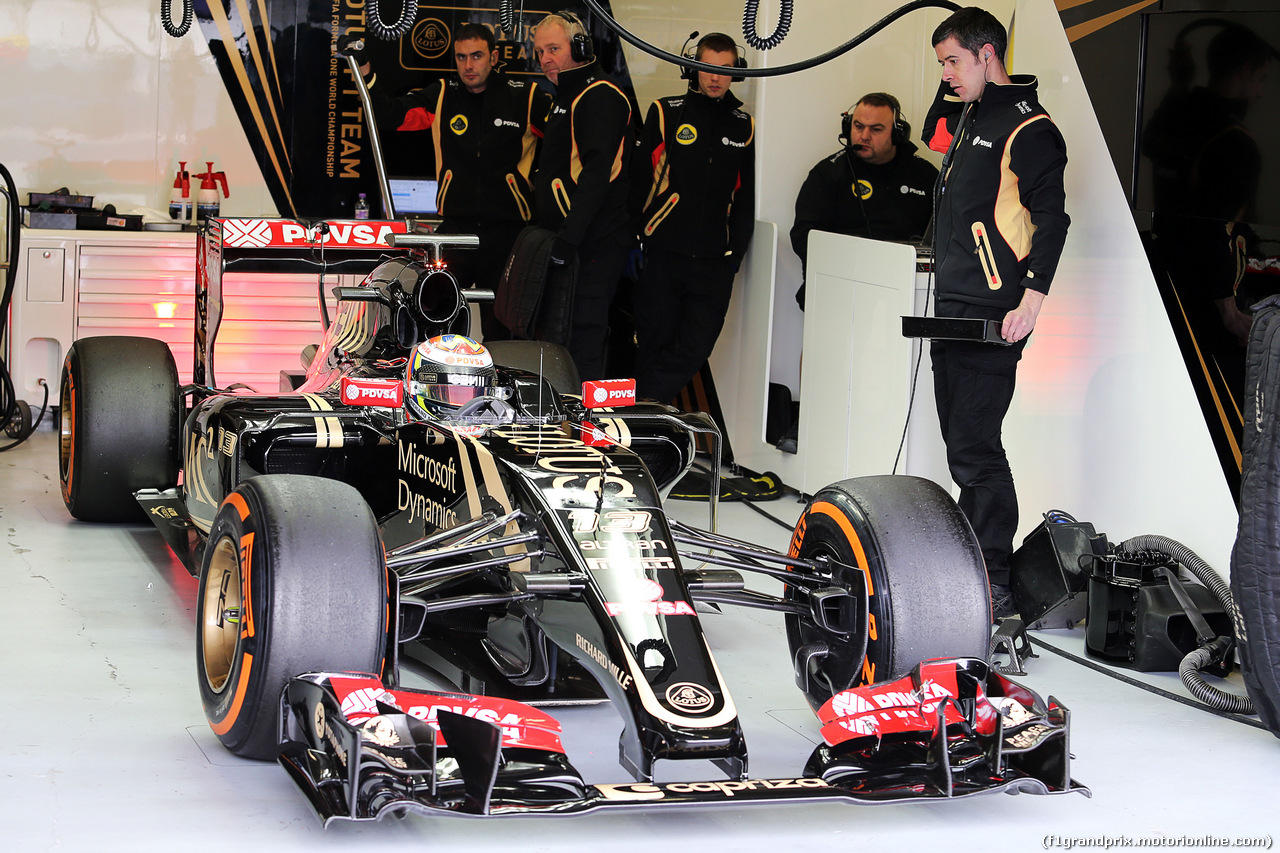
[353,24,550,339]
[633,32,755,403]
[923,7,1069,619]
[532,11,635,381]
[791,92,937,309]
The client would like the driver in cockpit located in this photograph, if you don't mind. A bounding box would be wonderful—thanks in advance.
[405,335,509,428]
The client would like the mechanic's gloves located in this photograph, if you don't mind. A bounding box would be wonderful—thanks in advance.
[336,33,368,64]
[549,237,577,268]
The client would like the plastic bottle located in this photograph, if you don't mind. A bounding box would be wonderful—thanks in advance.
[354,193,370,220]
[168,161,191,223]
[193,162,229,222]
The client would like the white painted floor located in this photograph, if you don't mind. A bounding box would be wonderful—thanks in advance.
[3,426,1277,851]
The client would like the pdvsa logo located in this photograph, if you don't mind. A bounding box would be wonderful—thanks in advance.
[666,682,714,712]
[341,377,404,407]
[582,378,636,409]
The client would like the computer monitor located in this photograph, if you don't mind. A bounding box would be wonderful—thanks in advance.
[387,176,439,218]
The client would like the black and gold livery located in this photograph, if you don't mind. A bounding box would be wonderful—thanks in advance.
[56,229,1081,819]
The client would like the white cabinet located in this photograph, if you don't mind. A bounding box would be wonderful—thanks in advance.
[9,229,349,407]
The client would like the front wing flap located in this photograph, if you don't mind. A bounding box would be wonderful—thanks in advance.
[277,660,1086,824]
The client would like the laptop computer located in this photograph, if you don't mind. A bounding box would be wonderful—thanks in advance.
[387,176,439,218]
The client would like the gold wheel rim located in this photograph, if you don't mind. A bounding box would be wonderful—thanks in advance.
[58,380,72,481]
[202,537,243,693]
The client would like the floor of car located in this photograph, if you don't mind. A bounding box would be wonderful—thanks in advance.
[4,428,1275,849]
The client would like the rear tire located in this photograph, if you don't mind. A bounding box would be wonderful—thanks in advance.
[786,475,990,709]
[486,340,581,395]
[197,475,388,760]
[59,336,180,522]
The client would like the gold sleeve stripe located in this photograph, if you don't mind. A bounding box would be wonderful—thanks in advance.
[993,115,1049,262]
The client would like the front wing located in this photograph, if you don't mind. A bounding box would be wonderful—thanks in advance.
[278,659,1088,824]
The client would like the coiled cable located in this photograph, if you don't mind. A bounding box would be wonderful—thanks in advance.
[367,0,417,41]
[741,0,793,51]
[580,0,961,81]
[160,0,193,38]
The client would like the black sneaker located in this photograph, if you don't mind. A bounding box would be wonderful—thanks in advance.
[989,583,1016,622]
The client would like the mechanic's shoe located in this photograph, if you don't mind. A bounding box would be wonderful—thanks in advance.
[990,583,1016,622]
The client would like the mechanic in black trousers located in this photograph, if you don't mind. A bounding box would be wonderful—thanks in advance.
[923,7,1069,619]
[790,92,937,310]
[344,24,550,341]
[531,11,635,381]
[632,32,756,403]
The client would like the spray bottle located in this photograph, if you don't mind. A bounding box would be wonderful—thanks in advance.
[193,162,230,222]
[169,161,191,222]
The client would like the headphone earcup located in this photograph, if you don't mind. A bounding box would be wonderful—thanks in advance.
[732,56,746,84]
[570,31,594,63]
[680,50,695,81]
[840,111,852,145]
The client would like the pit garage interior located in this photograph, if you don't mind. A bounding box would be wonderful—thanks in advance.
[2,0,1279,848]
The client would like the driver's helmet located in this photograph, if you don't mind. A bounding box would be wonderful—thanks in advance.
[405,334,496,420]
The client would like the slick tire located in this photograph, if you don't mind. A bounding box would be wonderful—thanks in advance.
[59,336,180,522]
[197,475,388,760]
[786,475,990,709]
[486,340,581,396]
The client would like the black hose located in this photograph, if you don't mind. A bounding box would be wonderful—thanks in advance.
[1117,535,1254,715]
[160,0,194,38]
[579,0,961,80]
[0,160,43,451]
[742,0,794,51]
[367,0,417,41]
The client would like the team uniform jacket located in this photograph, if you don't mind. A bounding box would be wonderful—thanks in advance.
[790,139,938,264]
[534,61,634,247]
[368,72,549,222]
[638,89,755,261]
[923,76,1069,312]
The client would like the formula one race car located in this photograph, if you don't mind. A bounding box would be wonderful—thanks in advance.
[57,221,1085,823]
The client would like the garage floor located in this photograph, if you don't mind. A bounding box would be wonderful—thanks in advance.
[3,426,1276,851]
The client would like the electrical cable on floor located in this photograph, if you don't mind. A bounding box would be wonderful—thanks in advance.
[687,460,801,533]
[1031,634,1267,730]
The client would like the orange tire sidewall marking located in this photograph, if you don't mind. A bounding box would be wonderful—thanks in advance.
[795,500,881,684]
[210,652,253,736]
[225,491,251,521]
[807,501,874,597]
[210,493,257,737]
[239,532,255,640]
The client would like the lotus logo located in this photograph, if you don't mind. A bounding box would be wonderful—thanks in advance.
[665,682,713,712]
[411,18,451,60]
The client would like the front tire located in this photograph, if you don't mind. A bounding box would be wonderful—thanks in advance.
[59,336,180,522]
[786,475,990,709]
[197,475,388,760]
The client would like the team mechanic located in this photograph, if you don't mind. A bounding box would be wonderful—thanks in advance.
[790,92,937,310]
[346,23,551,340]
[923,6,1070,618]
[633,32,755,403]
[532,11,636,381]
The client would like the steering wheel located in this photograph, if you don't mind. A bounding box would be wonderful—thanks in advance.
[452,395,518,425]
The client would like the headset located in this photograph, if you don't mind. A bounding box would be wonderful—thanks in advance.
[556,10,595,63]
[840,92,909,147]
[679,31,748,83]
